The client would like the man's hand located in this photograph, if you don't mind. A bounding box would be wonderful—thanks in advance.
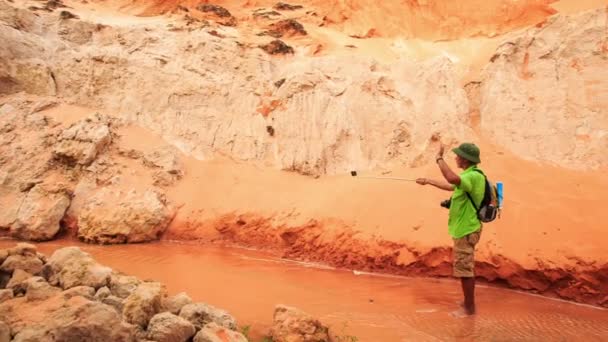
[435,144,445,162]
[435,143,461,185]
[417,177,454,191]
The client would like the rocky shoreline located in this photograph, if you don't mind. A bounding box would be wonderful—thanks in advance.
[0,243,336,342]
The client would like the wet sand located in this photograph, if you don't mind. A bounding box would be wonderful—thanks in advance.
[3,239,606,341]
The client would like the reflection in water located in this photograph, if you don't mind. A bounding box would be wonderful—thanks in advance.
[2,240,607,341]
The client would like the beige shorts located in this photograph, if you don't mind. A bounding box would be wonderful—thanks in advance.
[452,228,482,278]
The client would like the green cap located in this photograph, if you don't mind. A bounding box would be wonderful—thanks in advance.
[452,143,480,164]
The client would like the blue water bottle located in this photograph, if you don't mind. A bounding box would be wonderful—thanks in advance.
[496,181,504,209]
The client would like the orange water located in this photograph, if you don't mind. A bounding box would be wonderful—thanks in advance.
[2,239,607,341]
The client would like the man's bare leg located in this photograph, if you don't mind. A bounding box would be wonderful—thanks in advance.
[461,277,476,315]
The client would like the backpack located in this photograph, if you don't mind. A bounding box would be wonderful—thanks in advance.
[466,169,500,223]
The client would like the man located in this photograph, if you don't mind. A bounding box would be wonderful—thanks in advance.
[416,143,485,316]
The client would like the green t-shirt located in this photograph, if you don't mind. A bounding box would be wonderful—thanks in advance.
[448,166,485,239]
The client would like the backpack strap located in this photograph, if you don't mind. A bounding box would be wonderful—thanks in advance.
[471,167,485,177]
[465,168,485,214]
[466,192,480,213]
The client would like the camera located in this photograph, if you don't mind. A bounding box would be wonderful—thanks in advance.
[440,199,451,209]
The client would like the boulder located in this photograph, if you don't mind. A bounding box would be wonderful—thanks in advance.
[102,295,125,313]
[270,305,330,342]
[11,296,136,342]
[0,190,24,231]
[0,254,43,275]
[179,303,237,331]
[7,243,37,257]
[45,247,112,290]
[193,322,248,342]
[6,269,33,295]
[62,286,95,300]
[77,188,174,244]
[24,277,61,301]
[10,184,71,241]
[95,286,111,300]
[122,282,167,328]
[163,292,193,315]
[1,59,57,96]
[53,117,111,166]
[146,312,196,342]
[110,274,142,299]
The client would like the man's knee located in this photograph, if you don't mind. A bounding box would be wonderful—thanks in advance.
[453,249,475,277]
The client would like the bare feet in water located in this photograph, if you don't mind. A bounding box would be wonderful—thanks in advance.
[450,302,475,317]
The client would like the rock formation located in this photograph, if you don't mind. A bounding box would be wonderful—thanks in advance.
[270,305,331,342]
[0,244,248,342]
[0,0,472,176]
[479,9,608,169]
[77,188,174,244]
[0,96,176,243]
